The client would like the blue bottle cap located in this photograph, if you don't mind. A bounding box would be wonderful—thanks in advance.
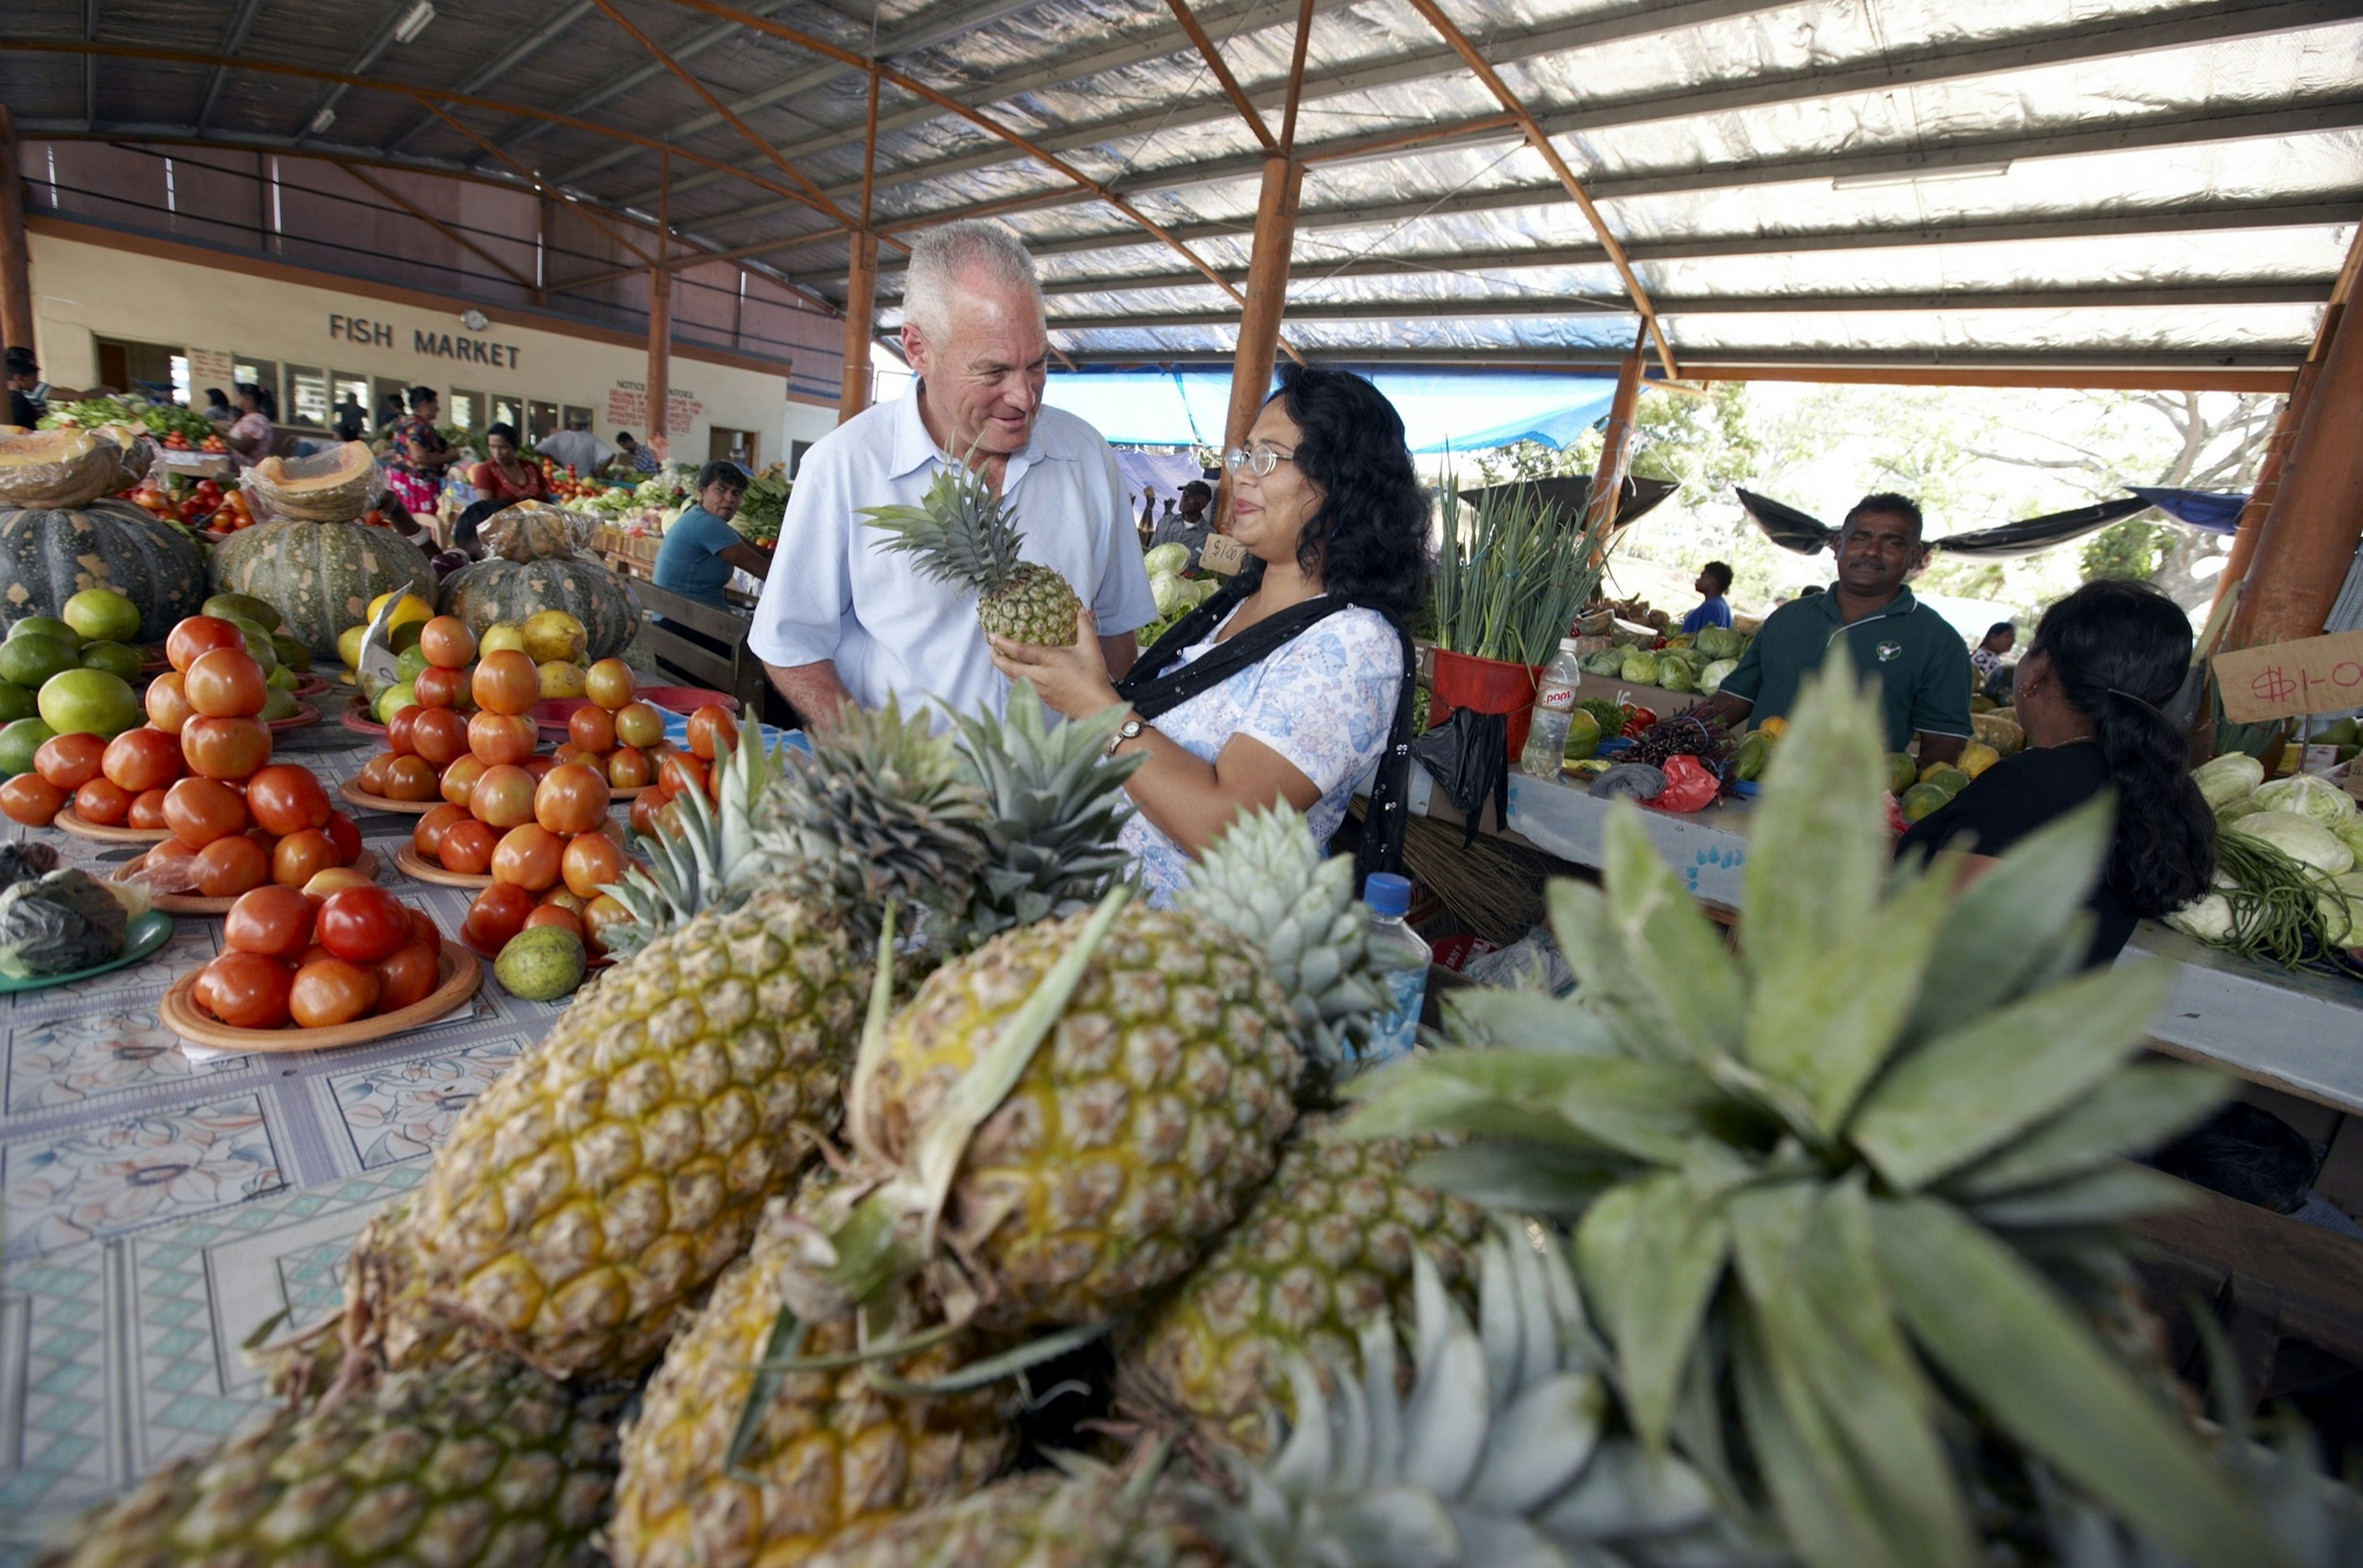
[1364,872,1412,918]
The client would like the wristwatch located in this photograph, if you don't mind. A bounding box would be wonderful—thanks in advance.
[1108,716,1147,758]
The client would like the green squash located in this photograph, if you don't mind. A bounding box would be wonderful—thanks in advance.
[0,498,210,644]
[209,519,437,663]
[439,556,639,662]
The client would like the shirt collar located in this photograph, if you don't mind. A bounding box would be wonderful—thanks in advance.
[889,383,1060,482]
[1815,585,1919,626]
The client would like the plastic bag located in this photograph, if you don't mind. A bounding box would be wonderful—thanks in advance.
[481,499,596,562]
[1640,754,1719,813]
[1410,706,1509,849]
[0,868,133,978]
[0,842,62,894]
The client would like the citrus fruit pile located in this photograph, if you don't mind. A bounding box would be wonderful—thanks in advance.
[194,881,444,1030]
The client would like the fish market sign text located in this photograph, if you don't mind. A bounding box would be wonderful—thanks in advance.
[327,313,523,370]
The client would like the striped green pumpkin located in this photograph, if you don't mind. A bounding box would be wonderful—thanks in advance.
[210,519,438,662]
[0,498,209,643]
[439,557,639,661]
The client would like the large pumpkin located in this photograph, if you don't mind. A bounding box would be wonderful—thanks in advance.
[439,557,638,661]
[0,497,209,642]
[210,519,437,661]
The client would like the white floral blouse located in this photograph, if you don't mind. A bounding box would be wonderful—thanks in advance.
[1120,602,1403,904]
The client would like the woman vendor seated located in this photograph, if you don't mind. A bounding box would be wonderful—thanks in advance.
[470,422,550,507]
[1895,578,2213,967]
[988,364,1425,904]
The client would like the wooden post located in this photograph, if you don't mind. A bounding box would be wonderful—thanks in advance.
[2205,338,2328,626]
[2226,293,2363,649]
[647,156,673,463]
[1582,344,1646,535]
[1223,156,1303,451]
[839,231,878,423]
[0,104,34,355]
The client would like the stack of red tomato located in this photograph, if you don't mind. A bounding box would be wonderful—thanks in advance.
[626,705,740,841]
[194,881,442,1030]
[205,485,257,532]
[353,616,499,804]
[429,768,631,958]
[548,661,667,793]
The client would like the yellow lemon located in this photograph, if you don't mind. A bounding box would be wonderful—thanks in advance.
[522,610,588,665]
[336,623,369,672]
[367,591,434,631]
[479,622,527,656]
[1756,715,1788,739]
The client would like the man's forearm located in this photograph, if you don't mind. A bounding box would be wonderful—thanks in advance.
[765,658,854,732]
[1917,732,1967,766]
[1690,692,1754,729]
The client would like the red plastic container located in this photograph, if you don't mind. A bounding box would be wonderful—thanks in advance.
[1428,649,1545,756]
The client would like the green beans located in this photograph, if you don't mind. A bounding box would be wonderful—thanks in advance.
[2213,834,2328,969]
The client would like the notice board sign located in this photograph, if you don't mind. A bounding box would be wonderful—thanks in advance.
[2213,630,2363,722]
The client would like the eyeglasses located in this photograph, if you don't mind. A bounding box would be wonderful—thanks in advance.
[1221,443,1296,478]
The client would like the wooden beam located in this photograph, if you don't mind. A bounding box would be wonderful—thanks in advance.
[332,160,537,292]
[1583,339,1645,534]
[1278,0,1316,155]
[2225,282,2363,648]
[841,232,878,423]
[1223,156,1303,450]
[649,156,674,463]
[1164,0,1276,155]
[0,104,33,353]
[1391,0,1676,381]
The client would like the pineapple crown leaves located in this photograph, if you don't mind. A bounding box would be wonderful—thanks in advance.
[948,682,1144,948]
[861,450,1028,594]
[596,740,771,958]
[1196,1225,1738,1568]
[1336,650,2271,1568]
[1173,803,1386,1073]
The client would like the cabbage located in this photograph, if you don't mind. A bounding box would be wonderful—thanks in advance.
[2253,772,2357,826]
[2191,752,2263,809]
[1695,626,1747,661]
[2226,810,2355,876]
[1700,657,1738,697]
[1620,650,1661,685]
[1143,543,1190,576]
[1150,574,1190,615]
[2165,893,2234,942]
[1658,660,1697,694]
[1582,649,1626,676]
[2336,814,2363,867]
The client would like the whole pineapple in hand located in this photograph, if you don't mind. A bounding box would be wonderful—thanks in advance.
[864,455,1084,647]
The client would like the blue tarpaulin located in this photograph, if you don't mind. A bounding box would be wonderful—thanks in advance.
[2127,487,2249,534]
[1041,367,1619,452]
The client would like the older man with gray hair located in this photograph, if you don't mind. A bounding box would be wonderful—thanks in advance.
[750,220,1154,729]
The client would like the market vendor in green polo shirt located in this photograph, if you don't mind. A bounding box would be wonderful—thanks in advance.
[1692,492,1972,764]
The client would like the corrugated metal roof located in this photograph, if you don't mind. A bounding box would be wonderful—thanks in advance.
[4,0,2356,375]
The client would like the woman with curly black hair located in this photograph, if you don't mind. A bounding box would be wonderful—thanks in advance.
[990,364,1428,902]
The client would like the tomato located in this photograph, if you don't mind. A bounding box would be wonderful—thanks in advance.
[658,752,707,801]
[581,892,632,958]
[607,745,652,789]
[322,811,362,865]
[686,705,738,762]
[272,829,339,889]
[0,774,66,826]
[34,732,107,790]
[245,764,332,835]
[355,753,394,795]
[524,905,585,942]
[127,786,170,830]
[470,764,536,830]
[409,707,470,768]
[372,939,441,1012]
[585,658,635,710]
[68,776,129,825]
[182,715,271,780]
[185,648,269,718]
[522,755,556,782]
[613,702,665,750]
[466,710,538,767]
[568,705,615,754]
[316,885,410,963]
[491,823,564,891]
[198,951,294,1028]
[462,882,536,953]
[414,802,470,858]
[411,665,466,710]
[194,834,271,898]
[628,787,668,839]
[439,753,487,807]
[406,907,440,947]
[224,885,316,961]
[539,886,586,914]
[290,958,381,1028]
[102,727,183,794]
[380,754,441,803]
[145,671,197,735]
[385,706,422,758]
[471,650,541,717]
[561,831,627,899]
[534,764,610,836]
[438,818,498,874]
[302,866,374,899]
[166,616,246,673]
[418,616,476,670]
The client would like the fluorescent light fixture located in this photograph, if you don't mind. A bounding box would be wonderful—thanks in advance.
[307,106,337,135]
[393,1,437,44]
[1831,161,2011,190]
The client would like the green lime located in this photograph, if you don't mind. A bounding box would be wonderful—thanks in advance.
[62,589,141,644]
[373,682,416,724]
[390,619,425,654]
[203,593,281,630]
[495,926,588,1001]
[395,646,431,685]
[0,716,58,776]
[272,634,312,673]
[0,633,82,689]
[7,615,82,649]
[78,641,143,682]
[260,686,300,722]
[266,664,297,691]
[38,668,142,737]
[0,679,34,725]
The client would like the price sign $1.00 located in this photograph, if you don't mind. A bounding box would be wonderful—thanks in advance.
[2211,629,2363,724]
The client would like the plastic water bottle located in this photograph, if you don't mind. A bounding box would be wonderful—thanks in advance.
[1519,638,1588,778]
[1361,873,1431,1064]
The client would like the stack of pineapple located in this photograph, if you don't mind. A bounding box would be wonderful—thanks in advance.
[42,660,2354,1568]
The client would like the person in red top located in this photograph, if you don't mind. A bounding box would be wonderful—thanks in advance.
[470,422,549,507]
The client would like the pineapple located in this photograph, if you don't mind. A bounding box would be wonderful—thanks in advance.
[1339,651,2266,1568]
[39,1353,625,1568]
[804,1464,1219,1568]
[595,728,780,959]
[609,1199,1015,1568]
[864,457,1084,647]
[1114,1114,1485,1456]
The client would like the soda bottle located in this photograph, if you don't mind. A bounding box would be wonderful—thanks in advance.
[1361,872,1431,1064]
[1519,638,1586,778]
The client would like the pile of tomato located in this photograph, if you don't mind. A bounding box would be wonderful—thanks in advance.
[194,881,443,1030]
[623,704,738,841]
[159,430,228,454]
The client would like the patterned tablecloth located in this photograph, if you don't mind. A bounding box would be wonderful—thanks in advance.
[0,687,597,1559]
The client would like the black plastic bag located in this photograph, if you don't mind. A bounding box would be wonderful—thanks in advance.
[0,869,129,978]
[1410,707,1509,849]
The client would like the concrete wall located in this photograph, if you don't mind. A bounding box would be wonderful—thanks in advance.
[22,222,842,468]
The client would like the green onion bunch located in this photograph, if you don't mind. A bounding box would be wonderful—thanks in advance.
[1429,478,1618,666]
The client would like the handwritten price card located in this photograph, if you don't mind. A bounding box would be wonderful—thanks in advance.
[2213,630,2363,723]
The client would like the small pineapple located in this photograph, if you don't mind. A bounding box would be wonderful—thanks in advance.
[865,457,1084,647]
[804,1464,1219,1568]
[610,1201,1015,1568]
[1115,1114,1485,1456]
[39,1353,625,1568]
